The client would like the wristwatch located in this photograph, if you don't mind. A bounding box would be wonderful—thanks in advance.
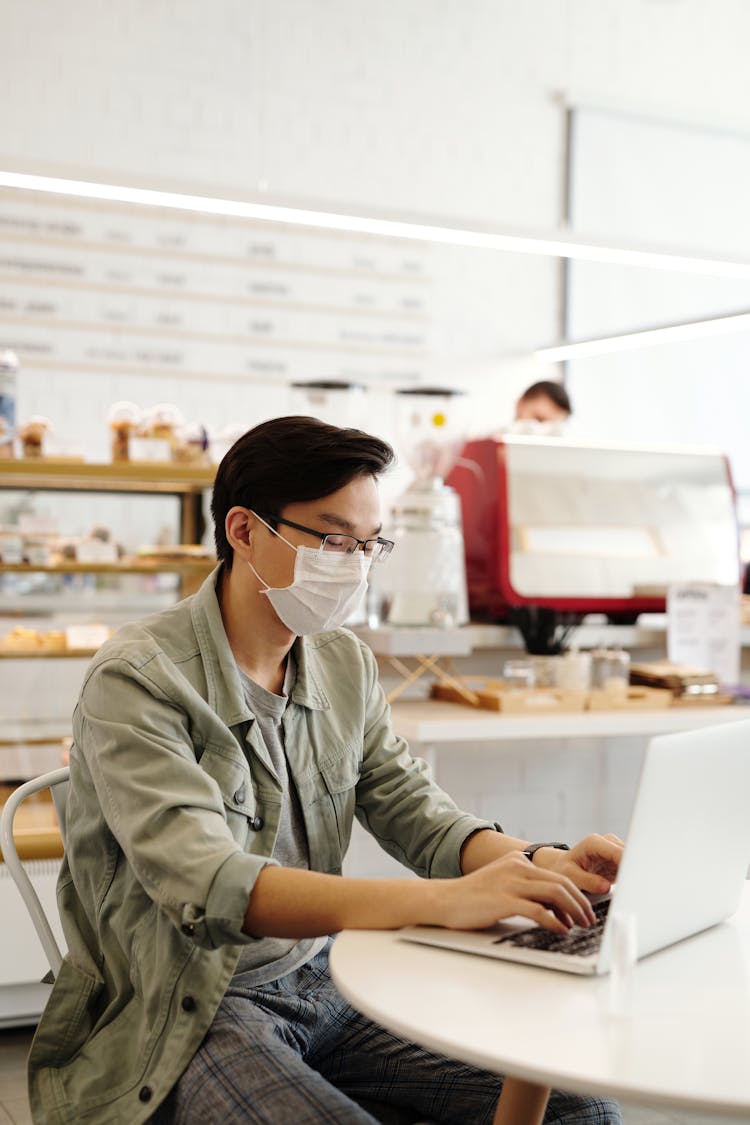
[522,842,570,863]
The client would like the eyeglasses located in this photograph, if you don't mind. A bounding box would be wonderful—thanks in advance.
[257,512,394,563]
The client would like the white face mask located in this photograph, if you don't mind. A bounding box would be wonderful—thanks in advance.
[508,418,568,437]
[247,515,372,635]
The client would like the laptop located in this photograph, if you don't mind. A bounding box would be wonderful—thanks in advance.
[401,719,750,975]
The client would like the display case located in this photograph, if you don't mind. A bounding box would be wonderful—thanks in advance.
[0,458,216,1025]
[0,457,214,543]
[0,457,216,755]
[447,435,740,622]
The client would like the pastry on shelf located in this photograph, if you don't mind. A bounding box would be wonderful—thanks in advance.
[18,415,52,458]
[172,422,211,464]
[0,624,112,653]
[65,623,112,650]
[52,538,80,563]
[141,402,184,441]
[38,630,67,652]
[0,626,66,653]
[0,626,41,651]
[107,401,142,463]
[129,402,185,461]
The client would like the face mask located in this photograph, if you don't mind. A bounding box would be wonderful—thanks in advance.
[508,418,568,437]
[247,516,372,635]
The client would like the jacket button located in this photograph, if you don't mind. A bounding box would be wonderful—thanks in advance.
[251,815,264,831]
[234,785,246,804]
[138,1086,152,1103]
[181,923,195,936]
[181,995,196,1012]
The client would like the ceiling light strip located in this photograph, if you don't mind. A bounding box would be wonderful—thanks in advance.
[535,311,750,362]
[3,170,750,279]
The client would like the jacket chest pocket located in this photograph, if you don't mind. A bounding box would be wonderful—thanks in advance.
[301,750,360,872]
[200,746,256,849]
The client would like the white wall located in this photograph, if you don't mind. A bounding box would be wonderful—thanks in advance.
[2,0,748,447]
[3,1,750,859]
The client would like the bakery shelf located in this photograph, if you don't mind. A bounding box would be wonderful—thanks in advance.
[0,463,213,798]
[0,458,215,492]
[0,649,99,659]
[0,559,214,576]
[0,458,216,544]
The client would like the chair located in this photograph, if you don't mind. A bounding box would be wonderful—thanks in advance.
[0,775,549,1123]
[0,766,69,979]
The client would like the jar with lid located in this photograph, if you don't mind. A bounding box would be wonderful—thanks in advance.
[369,477,469,627]
[289,380,367,430]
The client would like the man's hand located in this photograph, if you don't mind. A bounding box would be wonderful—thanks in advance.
[442,851,597,935]
[244,833,623,942]
[245,849,600,940]
[529,834,624,896]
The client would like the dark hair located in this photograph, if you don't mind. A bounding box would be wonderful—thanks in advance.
[518,380,572,415]
[211,415,395,567]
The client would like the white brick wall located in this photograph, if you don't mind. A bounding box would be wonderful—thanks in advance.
[2,0,750,872]
[3,0,750,445]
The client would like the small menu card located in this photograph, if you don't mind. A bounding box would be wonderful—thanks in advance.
[667,583,740,687]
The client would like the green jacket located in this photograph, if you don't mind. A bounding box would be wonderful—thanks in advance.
[28,568,500,1124]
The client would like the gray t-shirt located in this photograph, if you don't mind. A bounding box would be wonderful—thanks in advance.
[233,655,327,985]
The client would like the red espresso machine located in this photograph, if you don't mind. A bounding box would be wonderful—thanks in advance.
[446,434,739,627]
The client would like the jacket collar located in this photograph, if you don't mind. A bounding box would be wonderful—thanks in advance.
[191,566,330,725]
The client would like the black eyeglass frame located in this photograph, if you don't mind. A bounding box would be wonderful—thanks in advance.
[256,512,394,562]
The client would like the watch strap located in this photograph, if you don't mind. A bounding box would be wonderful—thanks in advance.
[522,842,570,862]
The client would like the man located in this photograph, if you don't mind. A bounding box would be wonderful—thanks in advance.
[514,380,572,428]
[29,416,622,1124]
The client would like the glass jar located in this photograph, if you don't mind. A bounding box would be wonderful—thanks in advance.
[592,648,630,698]
[369,477,469,627]
[502,658,536,692]
[554,648,592,692]
[289,380,367,429]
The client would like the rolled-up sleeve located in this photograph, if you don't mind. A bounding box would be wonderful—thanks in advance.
[181,851,279,947]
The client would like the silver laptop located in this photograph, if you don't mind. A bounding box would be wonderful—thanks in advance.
[401,719,750,975]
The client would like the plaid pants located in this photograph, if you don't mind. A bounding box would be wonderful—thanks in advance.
[154,941,623,1125]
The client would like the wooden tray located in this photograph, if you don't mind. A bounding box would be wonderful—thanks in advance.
[588,686,673,710]
[671,692,735,707]
[431,683,588,713]
[431,681,678,713]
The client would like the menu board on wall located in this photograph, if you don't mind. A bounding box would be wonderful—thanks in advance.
[0,188,432,388]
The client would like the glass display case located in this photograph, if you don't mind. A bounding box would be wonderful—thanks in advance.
[447,435,740,621]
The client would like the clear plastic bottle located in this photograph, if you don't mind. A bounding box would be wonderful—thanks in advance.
[0,349,18,458]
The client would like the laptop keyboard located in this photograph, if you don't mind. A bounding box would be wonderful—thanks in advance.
[494,897,611,957]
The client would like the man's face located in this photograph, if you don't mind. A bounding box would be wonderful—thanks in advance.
[515,393,569,425]
[250,473,383,590]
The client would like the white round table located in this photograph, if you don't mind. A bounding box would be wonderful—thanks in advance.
[330,886,750,1119]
